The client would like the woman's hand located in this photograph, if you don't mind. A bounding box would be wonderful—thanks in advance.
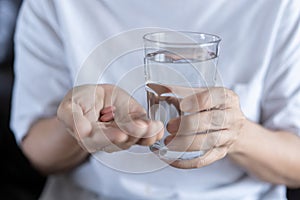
[57,84,164,153]
[165,87,246,169]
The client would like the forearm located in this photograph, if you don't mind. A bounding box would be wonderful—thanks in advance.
[21,117,89,175]
[229,120,300,188]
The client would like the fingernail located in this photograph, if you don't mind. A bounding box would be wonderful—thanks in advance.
[167,120,178,133]
[100,112,114,122]
[164,135,174,145]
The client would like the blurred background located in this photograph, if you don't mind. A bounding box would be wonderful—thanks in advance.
[0,0,299,199]
[0,0,46,199]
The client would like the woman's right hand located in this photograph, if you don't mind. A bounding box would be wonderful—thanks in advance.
[57,84,164,153]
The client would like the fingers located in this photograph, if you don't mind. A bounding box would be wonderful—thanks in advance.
[102,85,164,140]
[147,83,206,98]
[180,87,238,113]
[167,109,229,135]
[78,106,164,153]
[100,107,164,147]
[114,112,164,139]
[147,85,237,113]
[121,118,164,145]
[164,130,232,152]
[169,146,228,169]
[58,84,165,154]
[80,121,128,153]
[136,130,164,146]
[80,119,164,153]
[145,86,242,169]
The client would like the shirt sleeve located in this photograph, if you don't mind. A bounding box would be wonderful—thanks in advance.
[11,0,72,143]
[261,0,300,136]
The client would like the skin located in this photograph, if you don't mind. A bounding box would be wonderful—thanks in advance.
[162,86,300,188]
[21,84,300,188]
[22,84,164,174]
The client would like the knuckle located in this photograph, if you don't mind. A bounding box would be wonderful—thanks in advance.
[211,110,226,127]
[196,157,207,168]
[58,100,73,117]
[210,131,222,146]
[229,90,239,103]
[201,135,213,150]
[215,131,230,147]
[111,135,126,144]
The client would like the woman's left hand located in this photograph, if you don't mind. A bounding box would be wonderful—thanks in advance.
[165,87,246,169]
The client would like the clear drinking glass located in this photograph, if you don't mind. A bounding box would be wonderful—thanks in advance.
[143,31,221,160]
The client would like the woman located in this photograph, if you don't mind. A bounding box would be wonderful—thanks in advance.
[11,0,300,199]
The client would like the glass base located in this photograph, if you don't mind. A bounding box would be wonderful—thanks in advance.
[150,142,206,161]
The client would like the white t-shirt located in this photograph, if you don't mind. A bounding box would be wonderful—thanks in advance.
[11,0,300,199]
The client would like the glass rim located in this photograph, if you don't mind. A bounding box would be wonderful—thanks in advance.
[143,31,221,46]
